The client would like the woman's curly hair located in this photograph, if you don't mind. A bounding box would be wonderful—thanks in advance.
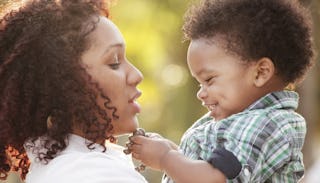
[183,0,314,84]
[0,0,118,180]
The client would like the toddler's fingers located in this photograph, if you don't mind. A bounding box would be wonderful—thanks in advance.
[123,140,135,154]
[145,132,162,139]
[127,142,134,151]
[132,152,141,160]
[123,148,131,155]
[125,140,133,146]
[131,143,142,154]
[130,135,149,144]
[128,135,133,140]
[133,128,146,136]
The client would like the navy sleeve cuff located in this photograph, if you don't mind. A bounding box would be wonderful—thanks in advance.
[208,147,242,179]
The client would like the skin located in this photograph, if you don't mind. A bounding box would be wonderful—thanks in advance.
[188,38,269,121]
[131,135,226,183]
[130,37,287,182]
[80,16,143,136]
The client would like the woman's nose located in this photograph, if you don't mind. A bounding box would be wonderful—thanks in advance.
[197,86,208,101]
[127,62,143,86]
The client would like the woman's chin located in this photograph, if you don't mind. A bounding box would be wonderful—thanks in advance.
[114,125,139,136]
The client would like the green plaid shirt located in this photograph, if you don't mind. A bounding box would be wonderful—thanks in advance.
[162,91,306,183]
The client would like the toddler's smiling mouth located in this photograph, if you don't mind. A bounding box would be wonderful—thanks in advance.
[203,103,217,112]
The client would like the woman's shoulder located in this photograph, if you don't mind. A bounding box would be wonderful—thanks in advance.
[48,149,133,174]
[27,151,145,183]
[26,135,147,183]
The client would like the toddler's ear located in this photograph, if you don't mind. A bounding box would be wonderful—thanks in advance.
[253,57,275,87]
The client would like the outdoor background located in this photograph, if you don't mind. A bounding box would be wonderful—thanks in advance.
[1,0,320,182]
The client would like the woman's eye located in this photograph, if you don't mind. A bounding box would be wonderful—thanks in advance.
[108,54,120,70]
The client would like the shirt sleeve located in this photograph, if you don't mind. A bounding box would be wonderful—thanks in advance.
[222,126,304,183]
[256,132,304,182]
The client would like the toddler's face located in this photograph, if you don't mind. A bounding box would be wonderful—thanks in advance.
[187,38,258,121]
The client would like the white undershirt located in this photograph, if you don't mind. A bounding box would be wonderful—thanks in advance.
[25,134,148,183]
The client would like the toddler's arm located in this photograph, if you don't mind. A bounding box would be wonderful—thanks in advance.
[130,135,226,183]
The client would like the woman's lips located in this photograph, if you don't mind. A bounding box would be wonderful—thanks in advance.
[129,91,142,113]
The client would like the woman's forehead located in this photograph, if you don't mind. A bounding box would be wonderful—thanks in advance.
[88,16,125,49]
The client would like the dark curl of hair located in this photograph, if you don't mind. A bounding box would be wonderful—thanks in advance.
[183,0,314,84]
[0,0,118,180]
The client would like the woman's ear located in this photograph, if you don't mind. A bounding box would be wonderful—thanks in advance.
[253,57,275,87]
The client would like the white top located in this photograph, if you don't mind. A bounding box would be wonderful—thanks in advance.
[304,158,320,183]
[25,134,147,183]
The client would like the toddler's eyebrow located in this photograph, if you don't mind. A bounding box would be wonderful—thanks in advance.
[195,68,214,77]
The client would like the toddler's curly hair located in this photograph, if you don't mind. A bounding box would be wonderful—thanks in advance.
[183,0,314,84]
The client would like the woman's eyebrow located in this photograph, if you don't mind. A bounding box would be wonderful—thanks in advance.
[102,43,125,56]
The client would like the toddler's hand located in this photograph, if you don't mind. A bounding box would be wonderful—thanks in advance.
[123,128,146,155]
[123,128,147,172]
[129,134,176,171]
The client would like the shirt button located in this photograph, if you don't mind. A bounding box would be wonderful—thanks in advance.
[244,168,251,177]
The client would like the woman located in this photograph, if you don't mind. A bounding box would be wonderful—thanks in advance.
[0,0,147,182]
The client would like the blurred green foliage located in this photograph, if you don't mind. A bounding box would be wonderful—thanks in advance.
[111,0,206,142]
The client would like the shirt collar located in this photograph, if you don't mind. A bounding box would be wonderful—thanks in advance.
[65,134,108,153]
[245,90,299,112]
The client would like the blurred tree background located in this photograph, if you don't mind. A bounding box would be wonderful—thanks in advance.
[0,0,319,182]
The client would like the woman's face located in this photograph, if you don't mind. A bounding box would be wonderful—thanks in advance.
[81,16,143,136]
